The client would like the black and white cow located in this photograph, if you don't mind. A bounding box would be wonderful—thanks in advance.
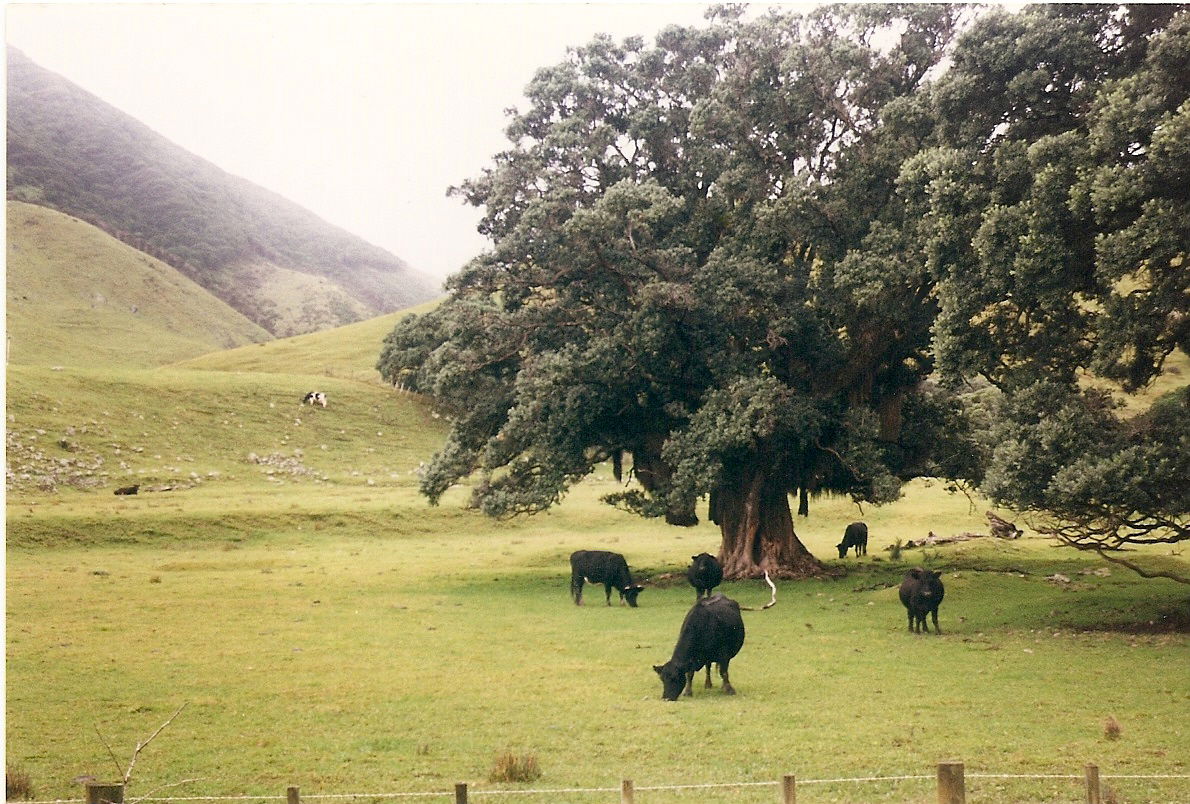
[302,391,327,407]
[899,568,945,634]
[653,593,745,700]
[686,553,723,600]
[569,550,644,607]
[836,521,868,558]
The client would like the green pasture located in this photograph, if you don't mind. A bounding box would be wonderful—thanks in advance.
[7,315,1189,804]
[7,471,1189,803]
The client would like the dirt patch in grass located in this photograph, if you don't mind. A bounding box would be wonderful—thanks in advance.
[1070,602,1190,634]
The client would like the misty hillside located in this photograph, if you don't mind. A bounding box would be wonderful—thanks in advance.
[6,201,272,368]
[6,47,441,336]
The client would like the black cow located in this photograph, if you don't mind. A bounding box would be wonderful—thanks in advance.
[899,568,945,634]
[653,594,745,700]
[837,521,868,558]
[113,484,139,496]
[569,550,644,607]
[686,553,723,600]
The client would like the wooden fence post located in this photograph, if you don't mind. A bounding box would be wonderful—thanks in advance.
[937,761,965,804]
[286,786,300,804]
[621,778,634,804]
[454,782,468,804]
[1085,763,1101,804]
[781,773,796,804]
[85,783,124,804]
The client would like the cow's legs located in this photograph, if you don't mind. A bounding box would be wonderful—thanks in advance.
[683,672,695,697]
[907,610,915,632]
[719,661,735,695]
[704,665,713,689]
[604,584,614,606]
[931,608,941,634]
[571,575,584,605]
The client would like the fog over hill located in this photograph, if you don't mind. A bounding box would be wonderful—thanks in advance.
[6,47,441,336]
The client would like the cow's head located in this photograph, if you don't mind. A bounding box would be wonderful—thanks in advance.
[924,569,943,593]
[623,585,644,607]
[836,541,848,559]
[653,661,685,701]
[907,568,943,595]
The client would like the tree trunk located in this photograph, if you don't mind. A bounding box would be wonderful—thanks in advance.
[712,460,823,579]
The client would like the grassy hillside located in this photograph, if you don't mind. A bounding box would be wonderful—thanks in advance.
[4,363,443,501]
[6,47,440,336]
[6,201,271,368]
[174,298,441,382]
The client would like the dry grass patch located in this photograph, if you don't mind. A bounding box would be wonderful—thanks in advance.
[488,751,542,783]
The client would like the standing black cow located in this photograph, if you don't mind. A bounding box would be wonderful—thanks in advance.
[899,568,945,634]
[686,553,723,600]
[653,593,745,700]
[569,550,644,607]
[836,521,868,558]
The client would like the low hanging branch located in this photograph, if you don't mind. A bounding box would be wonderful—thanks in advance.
[1034,515,1190,586]
[1091,547,1190,585]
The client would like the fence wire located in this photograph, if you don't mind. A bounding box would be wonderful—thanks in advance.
[23,772,1189,804]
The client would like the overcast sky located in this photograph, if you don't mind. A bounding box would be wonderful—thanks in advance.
[5,2,794,284]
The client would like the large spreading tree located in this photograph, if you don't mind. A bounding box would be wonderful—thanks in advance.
[910,4,1189,580]
[379,4,1188,580]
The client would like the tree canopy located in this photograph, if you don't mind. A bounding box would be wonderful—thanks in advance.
[915,4,1189,579]
[379,4,1188,580]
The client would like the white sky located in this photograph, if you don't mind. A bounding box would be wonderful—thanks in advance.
[5,2,797,284]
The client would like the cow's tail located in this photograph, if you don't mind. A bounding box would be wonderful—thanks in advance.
[739,571,777,611]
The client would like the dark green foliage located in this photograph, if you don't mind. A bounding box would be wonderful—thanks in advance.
[920,6,1189,393]
[6,48,438,333]
[908,6,1189,574]
[379,5,975,576]
[981,384,1188,572]
[379,4,1187,575]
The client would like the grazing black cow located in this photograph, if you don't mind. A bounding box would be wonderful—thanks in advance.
[569,550,644,607]
[302,391,327,407]
[113,484,139,495]
[837,521,868,558]
[686,553,723,600]
[899,568,945,634]
[654,593,745,700]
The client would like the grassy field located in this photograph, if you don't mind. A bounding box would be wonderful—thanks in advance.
[7,314,1189,804]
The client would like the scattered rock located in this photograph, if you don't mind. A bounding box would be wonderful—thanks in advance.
[246,451,323,480]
